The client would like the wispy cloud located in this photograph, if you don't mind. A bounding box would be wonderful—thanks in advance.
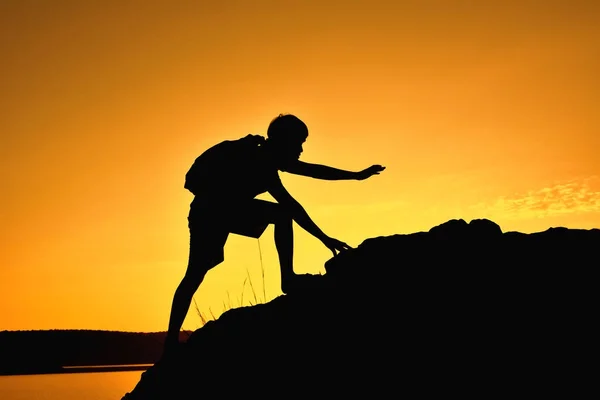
[469,176,600,219]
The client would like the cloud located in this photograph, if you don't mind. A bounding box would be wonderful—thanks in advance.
[469,176,600,219]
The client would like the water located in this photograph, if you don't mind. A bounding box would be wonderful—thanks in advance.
[0,370,143,400]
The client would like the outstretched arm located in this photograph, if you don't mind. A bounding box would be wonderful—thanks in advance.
[282,160,385,181]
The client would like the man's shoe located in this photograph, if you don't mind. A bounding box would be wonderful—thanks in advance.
[160,339,182,362]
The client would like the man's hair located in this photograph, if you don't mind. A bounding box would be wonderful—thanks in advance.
[267,114,308,141]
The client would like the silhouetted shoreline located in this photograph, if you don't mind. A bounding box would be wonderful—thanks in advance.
[0,330,190,376]
[1,364,152,377]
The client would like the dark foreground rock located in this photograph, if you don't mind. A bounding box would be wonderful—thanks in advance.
[123,219,598,398]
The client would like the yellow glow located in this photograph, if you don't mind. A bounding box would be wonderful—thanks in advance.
[1,1,599,331]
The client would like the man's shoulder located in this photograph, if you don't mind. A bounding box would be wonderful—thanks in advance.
[278,159,304,173]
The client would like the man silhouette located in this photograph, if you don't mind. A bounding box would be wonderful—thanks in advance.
[164,113,385,352]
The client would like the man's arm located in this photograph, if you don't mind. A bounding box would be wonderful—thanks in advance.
[281,160,358,180]
[268,176,353,256]
[268,178,329,241]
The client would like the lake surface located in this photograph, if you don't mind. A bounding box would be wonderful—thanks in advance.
[0,370,143,400]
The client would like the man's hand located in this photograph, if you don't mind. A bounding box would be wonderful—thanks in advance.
[321,236,352,257]
[356,164,386,180]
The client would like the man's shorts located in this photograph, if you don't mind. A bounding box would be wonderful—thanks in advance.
[186,198,278,273]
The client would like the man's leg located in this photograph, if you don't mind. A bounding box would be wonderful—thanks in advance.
[164,266,207,351]
[228,199,301,293]
[272,206,321,293]
[273,209,295,292]
[164,221,227,353]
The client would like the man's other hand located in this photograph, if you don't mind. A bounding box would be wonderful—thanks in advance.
[321,236,352,257]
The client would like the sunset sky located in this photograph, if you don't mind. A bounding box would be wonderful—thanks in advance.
[1,1,599,333]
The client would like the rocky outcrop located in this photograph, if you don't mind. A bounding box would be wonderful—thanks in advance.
[123,219,599,398]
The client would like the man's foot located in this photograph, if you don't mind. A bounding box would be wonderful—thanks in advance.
[161,337,182,361]
[281,273,323,294]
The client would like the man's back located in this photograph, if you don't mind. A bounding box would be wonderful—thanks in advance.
[185,135,279,204]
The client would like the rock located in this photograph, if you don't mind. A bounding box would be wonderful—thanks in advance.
[122,218,599,399]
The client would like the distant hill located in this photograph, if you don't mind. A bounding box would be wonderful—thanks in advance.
[122,218,599,398]
[0,330,191,375]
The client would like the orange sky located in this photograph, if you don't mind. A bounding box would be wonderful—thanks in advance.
[1,1,599,332]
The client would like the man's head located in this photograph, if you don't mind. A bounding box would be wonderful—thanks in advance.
[266,114,308,165]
